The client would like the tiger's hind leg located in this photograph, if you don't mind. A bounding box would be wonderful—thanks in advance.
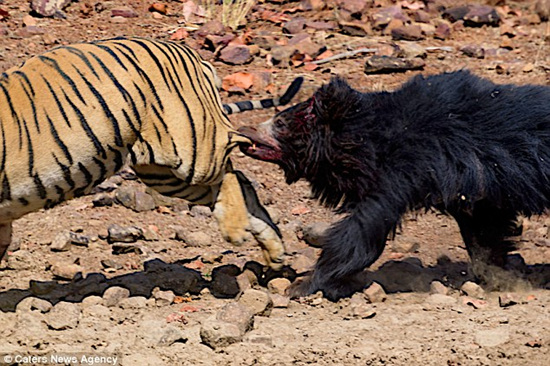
[0,222,12,262]
[214,169,285,270]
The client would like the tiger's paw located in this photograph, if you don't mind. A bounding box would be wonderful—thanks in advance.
[248,215,286,271]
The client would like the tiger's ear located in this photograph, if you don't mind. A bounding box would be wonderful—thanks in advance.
[312,77,362,127]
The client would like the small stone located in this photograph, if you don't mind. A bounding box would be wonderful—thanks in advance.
[51,262,84,280]
[364,55,425,74]
[216,302,254,333]
[270,45,297,67]
[302,222,329,248]
[267,278,291,295]
[201,251,223,264]
[462,296,488,309]
[102,286,130,307]
[50,231,74,252]
[45,302,80,330]
[245,334,273,346]
[134,191,156,212]
[430,281,449,295]
[434,23,452,40]
[391,25,424,41]
[460,45,485,59]
[499,293,519,307]
[81,295,103,308]
[371,6,408,30]
[522,63,535,73]
[111,6,138,18]
[107,224,143,243]
[236,269,258,292]
[15,297,52,313]
[461,281,485,299]
[396,43,426,59]
[114,187,136,209]
[363,282,387,303]
[238,289,273,316]
[349,294,377,319]
[101,259,123,271]
[270,294,291,308]
[158,326,186,347]
[290,254,315,273]
[92,193,114,207]
[153,288,175,306]
[200,319,243,349]
[536,0,550,21]
[219,45,252,65]
[178,231,212,248]
[283,17,306,34]
[149,3,167,15]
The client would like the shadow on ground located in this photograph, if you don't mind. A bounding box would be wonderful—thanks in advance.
[1,256,549,312]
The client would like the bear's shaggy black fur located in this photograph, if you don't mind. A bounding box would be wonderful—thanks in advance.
[238,70,550,300]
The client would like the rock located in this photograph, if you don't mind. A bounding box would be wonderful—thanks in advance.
[302,222,329,248]
[101,259,123,271]
[238,289,273,316]
[107,224,143,243]
[290,254,315,273]
[158,326,187,347]
[50,231,74,252]
[339,20,373,37]
[196,20,226,37]
[219,45,252,65]
[288,34,325,58]
[92,193,113,207]
[391,25,424,41]
[111,6,138,18]
[462,296,488,309]
[189,205,212,218]
[414,10,432,23]
[200,319,243,349]
[475,327,510,347]
[429,281,449,295]
[460,45,485,59]
[45,301,80,330]
[217,302,254,333]
[461,281,485,299]
[443,5,500,27]
[270,45,297,67]
[371,6,408,29]
[81,295,103,308]
[134,191,156,212]
[82,303,111,319]
[149,3,168,15]
[349,293,377,319]
[51,262,84,280]
[396,43,426,59]
[267,278,291,295]
[94,179,119,192]
[31,0,72,17]
[271,293,291,308]
[364,55,425,74]
[115,187,136,209]
[499,293,520,307]
[177,231,211,248]
[201,251,223,264]
[283,18,306,34]
[153,288,175,306]
[102,286,130,307]
[363,282,387,303]
[434,23,452,40]
[15,297,52,313]
[236,269,258,292]
[245,333,273,346]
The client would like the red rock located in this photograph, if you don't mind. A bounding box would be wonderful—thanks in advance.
[218,45,252,65]
[170,28,189,41]
[371,6,408,29]
[434,23,451,40]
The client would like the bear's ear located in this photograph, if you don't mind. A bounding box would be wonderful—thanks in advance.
[312,77,362,126]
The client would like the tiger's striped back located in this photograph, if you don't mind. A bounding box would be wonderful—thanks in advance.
[0,37,241,221]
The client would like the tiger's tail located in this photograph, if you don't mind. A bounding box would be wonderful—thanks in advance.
[222,77,304,115]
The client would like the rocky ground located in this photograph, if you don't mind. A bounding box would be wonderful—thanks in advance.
[0,0,549,365]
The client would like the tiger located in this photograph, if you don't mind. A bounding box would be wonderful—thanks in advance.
[0,36,303,270]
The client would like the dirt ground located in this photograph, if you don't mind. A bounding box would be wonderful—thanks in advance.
[0,0,549,365]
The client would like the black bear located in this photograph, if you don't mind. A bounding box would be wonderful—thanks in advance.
[238,70,550,300]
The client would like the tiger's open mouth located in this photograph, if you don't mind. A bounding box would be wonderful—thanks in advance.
[237,126,283,162]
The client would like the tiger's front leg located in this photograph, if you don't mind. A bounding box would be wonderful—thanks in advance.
[213,169,285,270]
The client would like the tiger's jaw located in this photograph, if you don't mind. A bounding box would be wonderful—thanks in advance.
[237,125,283,163]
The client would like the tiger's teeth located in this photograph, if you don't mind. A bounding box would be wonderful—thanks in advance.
[252,143,256,151]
